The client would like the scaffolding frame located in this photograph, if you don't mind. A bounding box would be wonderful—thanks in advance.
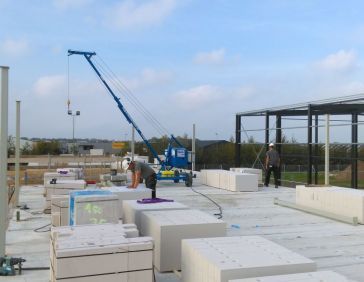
[235,94,364,188]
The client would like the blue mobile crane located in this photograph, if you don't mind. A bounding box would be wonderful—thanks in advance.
[68,50,193,186]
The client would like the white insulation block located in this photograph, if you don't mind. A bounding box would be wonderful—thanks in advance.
[181,236,316,282]
[141,209,226,272]
[230,168,263,184]
[228,270,350,282]
[101,186,152,219]
[122,200,189,231]
[296,185,364,223]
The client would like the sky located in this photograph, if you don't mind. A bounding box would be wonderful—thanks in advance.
[1,0,364,143]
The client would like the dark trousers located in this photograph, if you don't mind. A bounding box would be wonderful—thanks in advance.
[265,165,279,186]
[145,173,157,198]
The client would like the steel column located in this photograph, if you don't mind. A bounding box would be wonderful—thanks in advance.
[276,115,282,185]
[265,112,269,152]
[351,114,358,188]
[307,104,312,185]
[314,115,319,184]
[235,115,241,167]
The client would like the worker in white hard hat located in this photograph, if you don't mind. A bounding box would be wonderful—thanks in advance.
[122,158,157,198]
[264,143,280,188]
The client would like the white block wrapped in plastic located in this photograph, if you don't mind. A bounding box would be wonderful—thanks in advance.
[181,236,316,282]
[44,172,77,184]
[101,186,152,219]
[228,270,350,282]
[69,191,119,226]
[141,209,226,272]
[296,185,364,223]
[122,200,189,231]
[230,168,263,184]
[51,228,153,282]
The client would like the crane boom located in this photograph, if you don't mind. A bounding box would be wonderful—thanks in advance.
[68,49,162,164]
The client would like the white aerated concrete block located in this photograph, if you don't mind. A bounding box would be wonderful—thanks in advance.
[45,180,86,201]
[101,186,152,219]
[228,270,350,282]
[51,195,69,226]
[230,168,263,185]
[181,236,316,282]
[141,209,226,272]
[200,170,258,192]
[296,185,364,223]
[122,200,189,231]
[57,168,84,179]
[51,271,153,282]
[73,194,119,225]
[44,172,77,184]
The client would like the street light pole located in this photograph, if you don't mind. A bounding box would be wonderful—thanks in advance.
[68,110,80,155]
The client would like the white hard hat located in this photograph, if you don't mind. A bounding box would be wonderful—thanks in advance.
[122,158,132,171]
[269,143,274,147]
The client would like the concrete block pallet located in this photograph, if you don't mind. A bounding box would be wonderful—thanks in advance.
[50,224,152,282]
[200,169,259,192]
[296,185,364,224]
[57,167,84,179]
[122,199,189,231]
[181,236,316,282]
[44,172,78,184]
[141,209,226,272]
[228,270,351,282]
[230,168,263,185]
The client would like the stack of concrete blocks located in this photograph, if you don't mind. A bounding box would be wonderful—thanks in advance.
[122,200,189,232]
[50,224,152,282]
[140,209,226,272]
[296,185,364,223]
[230,168,263,186]
[181,236,316,282]
[228,270,350,282]
[51,195,69,227]
[200,169,259,192]
[44,179,87,211]
[100,173,127,186]
[57,168,84,179]
[101,186,152,219]
[44,172,78,184]
[72,193,119,225]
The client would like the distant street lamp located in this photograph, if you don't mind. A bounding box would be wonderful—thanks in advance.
[68,110,80,154]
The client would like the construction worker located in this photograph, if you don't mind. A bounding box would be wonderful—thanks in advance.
[122,158,157,198]
[264,143,280,188]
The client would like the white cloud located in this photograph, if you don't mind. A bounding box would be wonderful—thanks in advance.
[33,75,66,97]
[0,39,30,57]
[194,49,226,65]
[315,50,358,72]
[174,85,222,110]
[53,0,93,10]
[107,0,177,29]
[123,68,173,91]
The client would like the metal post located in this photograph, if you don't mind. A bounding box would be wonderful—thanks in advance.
[192,124,196,171]
[276,115,282,185]
[14,101,20,206]
[314,115,319,184]
[131,125,135,161]
[72,115,75,154]
[351,113,358,188]
[0,66,9,257]
[307,104,312,185]
[325,114,330,185]
[265,112,269,152]
[235,115,241,167]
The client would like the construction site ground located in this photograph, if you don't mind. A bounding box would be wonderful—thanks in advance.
[2,177,364,282]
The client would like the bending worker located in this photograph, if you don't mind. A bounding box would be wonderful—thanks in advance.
[264,143,280,188]
[122,158,157,198]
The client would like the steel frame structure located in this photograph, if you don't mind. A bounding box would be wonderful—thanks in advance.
[235,94,364,188]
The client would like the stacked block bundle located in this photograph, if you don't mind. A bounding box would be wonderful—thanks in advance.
[100,173,128,186]
[228,271,350,282]
[44,171,78,184]
[181,236,316,282]
[296,185,364,223]
[200,169,259,192]
[141,209,226,272]
[57,167,84,179]
[230,168,263,185]
[122,199,189,231]
[50,224,152,282]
